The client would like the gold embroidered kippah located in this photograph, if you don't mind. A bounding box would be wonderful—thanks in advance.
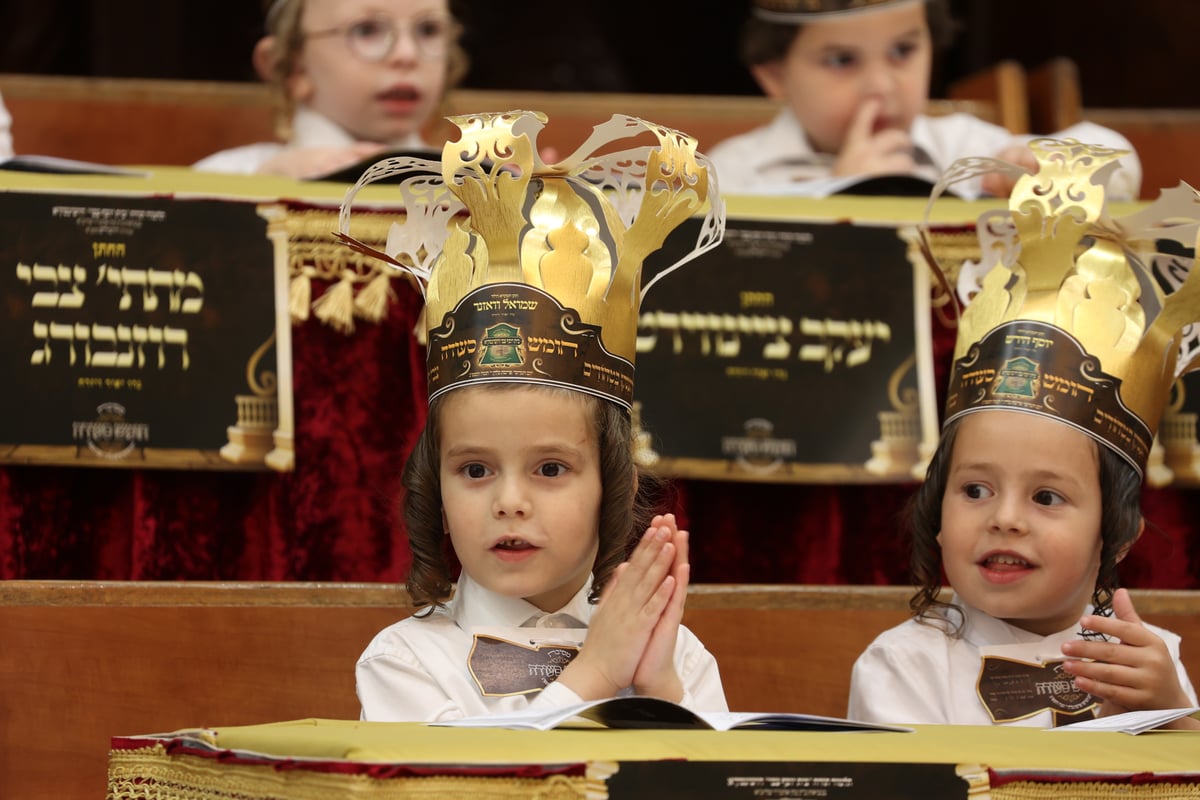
[753,0,922,23]
[337,110,724,409]
[931,138,1200,475]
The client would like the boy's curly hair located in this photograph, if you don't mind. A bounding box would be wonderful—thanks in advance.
[403,384,663,612]
[908,415,1144,635]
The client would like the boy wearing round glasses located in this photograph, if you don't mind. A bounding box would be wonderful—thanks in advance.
[195,0,467,179]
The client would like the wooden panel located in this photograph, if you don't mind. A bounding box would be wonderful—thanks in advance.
[946,60,1029,134]
[3,581,1197,800]
[1,602,405,800]
[1085,108,1200,196]
[682,606,908,714]
[0,74,276,166]
[0,73,999,169]
[1027,57,1083,134]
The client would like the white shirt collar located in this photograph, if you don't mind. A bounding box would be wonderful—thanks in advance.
[449,573,596,630]
[289,106,429,151]
[753,110,825,171]
[958,597,1091,650]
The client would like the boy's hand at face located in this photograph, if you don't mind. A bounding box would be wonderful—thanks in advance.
[1060,589,1200,730]
[833,98,916,179]
[979,143,1037,198]
[555,521,678,702]
[258,142,389,180]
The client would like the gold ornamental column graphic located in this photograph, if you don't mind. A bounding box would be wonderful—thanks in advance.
[264,204,295,471]
[219,332,279,466]
[1154,379,1200,486]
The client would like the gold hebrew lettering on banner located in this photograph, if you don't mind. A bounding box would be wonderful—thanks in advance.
[0,190,290,471]
[633,215,956,484]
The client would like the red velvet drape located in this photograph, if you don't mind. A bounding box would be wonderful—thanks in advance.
[2,284,1198,587]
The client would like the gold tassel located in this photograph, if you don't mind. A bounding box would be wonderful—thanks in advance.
[312,271,357,334]
[353,268,394,323]
[288,267,313,325]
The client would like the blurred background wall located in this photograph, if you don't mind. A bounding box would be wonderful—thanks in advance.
[2,0,1196,107]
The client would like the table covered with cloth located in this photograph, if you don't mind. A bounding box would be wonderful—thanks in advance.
[107,717,1200,800]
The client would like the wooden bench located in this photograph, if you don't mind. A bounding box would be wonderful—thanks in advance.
[5,73,1197,197]
[1083,107,1200,196]
[0,73,998,167]
[3,580,1198,799]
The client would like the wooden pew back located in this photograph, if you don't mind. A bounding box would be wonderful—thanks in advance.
[1084,107,1200,195]
[0,74,277,167]
[5,73,1199,197]
[3,581,1198,800]
[0,73,996,167]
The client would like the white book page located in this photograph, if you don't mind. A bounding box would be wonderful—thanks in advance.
[1049,707,1200,734]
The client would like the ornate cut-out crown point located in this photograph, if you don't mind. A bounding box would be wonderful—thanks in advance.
[337,110,725,408]
[932,138,1200,474]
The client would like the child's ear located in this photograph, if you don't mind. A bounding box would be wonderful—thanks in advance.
[252,36,280,82]
[1115,518,1145,563]
[255,36,313,103]
[750,61,787,100]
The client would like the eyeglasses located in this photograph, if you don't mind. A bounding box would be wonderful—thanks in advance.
[303,14,454,62]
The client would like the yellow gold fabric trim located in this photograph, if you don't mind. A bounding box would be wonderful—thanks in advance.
[993,781,1200,800]
[286,209,418,334]
[107,744,590,800]
[201,719,1200,773]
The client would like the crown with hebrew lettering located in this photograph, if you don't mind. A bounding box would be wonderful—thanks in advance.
[337,110,724,408]
[929,138,1200,475]
[753,0,919,22]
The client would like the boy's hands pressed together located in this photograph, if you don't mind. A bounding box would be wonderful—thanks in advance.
[555,519,679,702]
[1061,589,1200,730]
[833,98,916,179]
[631,514,688,702]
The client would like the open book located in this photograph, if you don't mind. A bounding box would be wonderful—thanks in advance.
[0,154,148,177]
[1050,706,1200,734]
[306,148,440,183]
[746,172,970,199]
[434,696,912,732]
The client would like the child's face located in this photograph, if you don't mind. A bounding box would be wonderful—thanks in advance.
[937,410,1104,636]
[438,385,603,612]
[290,0,451,143]
[752,1,931,155]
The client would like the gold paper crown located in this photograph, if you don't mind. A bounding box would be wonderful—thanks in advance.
[754,0,919,22]
[931,139,1200,475]
[337,110,725,408]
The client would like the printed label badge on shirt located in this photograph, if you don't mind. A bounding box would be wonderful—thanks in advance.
[468,634,580,697]
[976,656,1098,723]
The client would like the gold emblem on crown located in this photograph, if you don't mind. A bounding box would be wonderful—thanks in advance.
[337,110,724,408]
[936,138,1200,474]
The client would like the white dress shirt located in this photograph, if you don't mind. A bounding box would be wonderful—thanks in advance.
[0,92,13,159]
[847,599,1196,726]
[356,573,728,721]
[191,107,429,175]
[707,109,1142,201]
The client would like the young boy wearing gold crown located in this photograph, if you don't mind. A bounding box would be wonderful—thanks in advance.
[341,111,729,720]
[847,140,1199,729]
[710,0,1141,200]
